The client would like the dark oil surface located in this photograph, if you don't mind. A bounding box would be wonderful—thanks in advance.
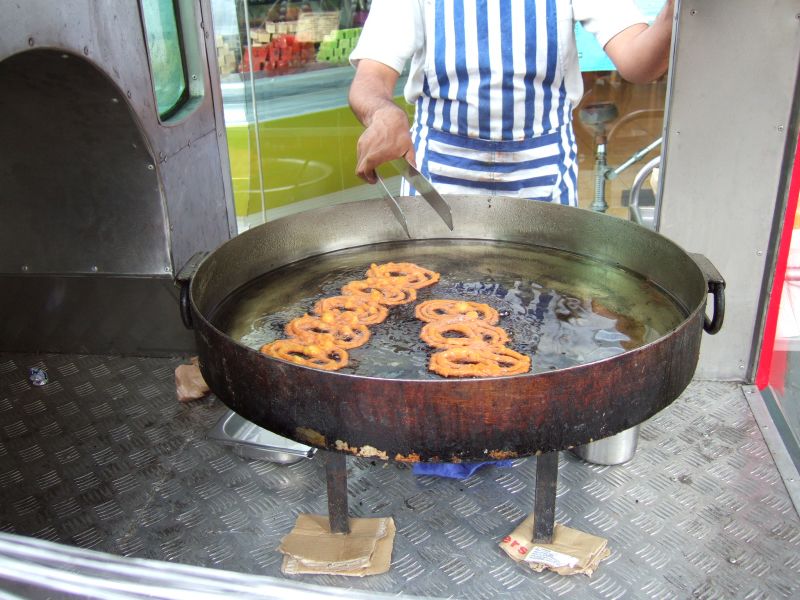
[212,240,687,379]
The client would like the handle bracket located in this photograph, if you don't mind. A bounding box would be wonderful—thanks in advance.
[689,253,726,335]
[175,251,209,330]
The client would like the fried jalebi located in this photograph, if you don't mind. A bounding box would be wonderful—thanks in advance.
[420,319,510,349]
[365,262,440,289]
[313,295,389,325]
[285,314,371,349]
[260,338,349,371]
[415,299,500,324]
[429,346,531,378]
[342,278,417,306]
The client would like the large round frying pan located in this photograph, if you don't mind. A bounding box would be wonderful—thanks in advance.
[181,195,724,462]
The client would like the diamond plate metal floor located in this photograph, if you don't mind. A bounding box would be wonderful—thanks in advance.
[1,353,798,599]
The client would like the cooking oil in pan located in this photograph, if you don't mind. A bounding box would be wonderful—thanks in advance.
[212,240,686,379]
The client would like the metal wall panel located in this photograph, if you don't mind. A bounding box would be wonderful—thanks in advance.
[0,276,195,355]
[659,0,800,380]
[158,129,232,277]
[0,50,170,276]
[0,0,235,354]
[0,0,236,276]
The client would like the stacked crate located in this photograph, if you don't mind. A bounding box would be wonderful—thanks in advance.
[316,27,362,65]
[242,20,316,74]
[215,35,239,76]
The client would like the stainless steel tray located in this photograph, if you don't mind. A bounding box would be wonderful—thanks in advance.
[208,410,316,463]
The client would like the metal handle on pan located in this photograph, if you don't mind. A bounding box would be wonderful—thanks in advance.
[689,253,726,335]
[175,251,209,330]
[179,286,193,330]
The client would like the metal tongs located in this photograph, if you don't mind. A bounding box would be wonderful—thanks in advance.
[375,159,454,238]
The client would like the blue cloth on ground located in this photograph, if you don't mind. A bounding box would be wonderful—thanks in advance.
[412,460,513,479]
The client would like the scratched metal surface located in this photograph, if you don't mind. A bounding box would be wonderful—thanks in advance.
[0,353,798,599]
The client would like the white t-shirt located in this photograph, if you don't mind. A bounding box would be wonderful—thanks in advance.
[350,0,647,107]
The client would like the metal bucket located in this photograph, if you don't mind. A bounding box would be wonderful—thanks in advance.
[572,425,641,465]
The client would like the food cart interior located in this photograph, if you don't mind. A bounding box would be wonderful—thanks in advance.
[1,1,799,598]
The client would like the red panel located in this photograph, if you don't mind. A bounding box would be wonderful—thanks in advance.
[756,131,800,389]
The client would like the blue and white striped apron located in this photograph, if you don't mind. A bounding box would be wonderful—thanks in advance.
[401,0,578,206]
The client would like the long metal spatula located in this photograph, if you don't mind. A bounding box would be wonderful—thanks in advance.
[390,159,454,231]
[376,173,411,238]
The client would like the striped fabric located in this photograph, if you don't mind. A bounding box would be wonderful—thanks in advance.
[403,0,578,206]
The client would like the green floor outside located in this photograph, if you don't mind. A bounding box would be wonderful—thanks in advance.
[228,100,413,218]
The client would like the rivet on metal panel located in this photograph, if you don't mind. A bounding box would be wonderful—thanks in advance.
[127,91,132,98]
[191,74,198,80]
[21,265,28,272]
[111,98,119,104]
[690,9,697,16]
[91,266,98,273]
[27,37,34,46]
[164,267,171,273]
[83,46,89,55]
[778,125,785,132]
[147,165,154,170]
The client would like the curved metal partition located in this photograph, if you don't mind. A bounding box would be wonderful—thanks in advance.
[0,50,169,275]
[0,0,235,355]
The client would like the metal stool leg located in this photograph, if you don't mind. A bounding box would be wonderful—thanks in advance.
[533,451,559,544]
[325,451,350,534]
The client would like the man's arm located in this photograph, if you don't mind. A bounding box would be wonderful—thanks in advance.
[348,59,414,184]
[603,0,675,84]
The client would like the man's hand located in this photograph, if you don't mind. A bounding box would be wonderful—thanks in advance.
[349,59,415,184]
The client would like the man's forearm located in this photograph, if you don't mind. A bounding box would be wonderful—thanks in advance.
[349,61,403,127]
[349,59,414,182]
[605,0,675,84]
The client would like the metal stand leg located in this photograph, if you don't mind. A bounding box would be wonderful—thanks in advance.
[325,451,350,534]
[533,451,559,544]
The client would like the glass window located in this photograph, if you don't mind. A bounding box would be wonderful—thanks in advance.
[142,0,189,119]
[212,0,375,231]
[211,0,667,232]
[573,3,666,225]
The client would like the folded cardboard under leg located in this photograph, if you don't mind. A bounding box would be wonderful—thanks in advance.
[279,514,396,576]
[499,513,611,576]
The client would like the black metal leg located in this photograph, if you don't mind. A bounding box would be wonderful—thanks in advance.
[325,451,350,534]
[533,451,559,544]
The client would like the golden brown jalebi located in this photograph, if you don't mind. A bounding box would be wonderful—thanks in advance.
[313,295,389,325]
[259,261,446,373]
[260,338,349,371]
[365,262,441,289]
[285,314,371,349]
[342,278,417,306]
[420,319,510,350]
[428,346,531,378]
[415,299,500,324]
